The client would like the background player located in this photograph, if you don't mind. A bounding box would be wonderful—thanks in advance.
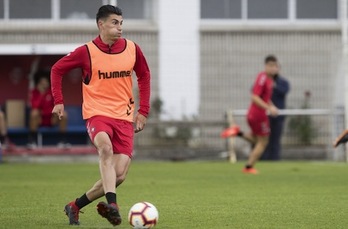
[28,70,69,149]
[227,55,279,174]
[50,5,151,226]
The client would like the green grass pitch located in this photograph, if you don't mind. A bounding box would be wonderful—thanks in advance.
[1,161,348,228]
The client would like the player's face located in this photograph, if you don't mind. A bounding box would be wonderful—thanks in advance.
[99,14,123,41]
[38,78,49,91]
[264,61,279,77]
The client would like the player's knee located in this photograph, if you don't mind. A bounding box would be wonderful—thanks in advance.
[30,109,40,119]
[261,138,269,147]
[97,143,113,158]
[256,136,269,147]
[62,111,68,120]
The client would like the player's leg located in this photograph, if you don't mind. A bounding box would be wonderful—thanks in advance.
[243,117,269,174]
[83,153,131,201]
[93,131,124,226]
[96,120,133,226]
[113,153,132,187]
[0,111,7,145]
[94,131,117,200]
[64,116,114,225]
[245,135,269,168]
[85,154,131,201]
[29,109,41,131]
[96,153,131,225]
[221,125,256,144]
[71,156,131,212]
[64,118,132,226]
[239,132,256,144]
[64,131,115,225]
[64,180,102,225]
[64,154,130,226]
[51,111,69,147]
[51,110,68,132]
[261,143,271,161]
[28,109,41,147]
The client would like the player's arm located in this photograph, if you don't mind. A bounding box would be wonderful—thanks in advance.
[251,94,278,117]
[252,74,278,116]
[133,44,151,133]
[51,45,89,119]
[333,129,348,147]
[251,94,271,110]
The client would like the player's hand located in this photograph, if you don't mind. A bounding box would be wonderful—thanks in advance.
[268,105,278,117]
[134,113,147,133]
[52,104,64,120]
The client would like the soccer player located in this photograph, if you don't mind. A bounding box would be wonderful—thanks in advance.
[228,55,279,174]
[28,71,69,149]
[50,5,150,226]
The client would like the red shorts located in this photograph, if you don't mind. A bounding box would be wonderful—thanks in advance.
[247,113,270,136]
[86,116,134,158]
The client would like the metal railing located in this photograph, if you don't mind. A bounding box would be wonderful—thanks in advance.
[132,108,346,161]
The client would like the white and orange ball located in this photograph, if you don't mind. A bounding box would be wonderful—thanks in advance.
[128,202,159,228]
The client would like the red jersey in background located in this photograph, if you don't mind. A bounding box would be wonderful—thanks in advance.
[247,72,274,136]
[30,88,54,126]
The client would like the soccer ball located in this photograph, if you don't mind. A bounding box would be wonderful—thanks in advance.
[128,202,159,228]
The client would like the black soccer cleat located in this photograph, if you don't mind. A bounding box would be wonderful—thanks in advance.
[97,202,122,226]
[64,200,81,225]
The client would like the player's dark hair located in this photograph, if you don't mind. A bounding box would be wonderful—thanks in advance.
[265,55,277,64]
[33,70,50,86]
[96,5,122,23]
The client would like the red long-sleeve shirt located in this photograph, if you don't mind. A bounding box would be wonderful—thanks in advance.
[247,72,273,119]
[51,36,151,117]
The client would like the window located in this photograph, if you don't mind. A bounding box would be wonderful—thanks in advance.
[0,0,3,18]
[117,0,152,19]
[297,0,337,19]
[201,0,339,21]
[60,0,101,19]
[201,0,242,19]
[1,0,153,20]
[9,0,51,19]
[248,0,287,19]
